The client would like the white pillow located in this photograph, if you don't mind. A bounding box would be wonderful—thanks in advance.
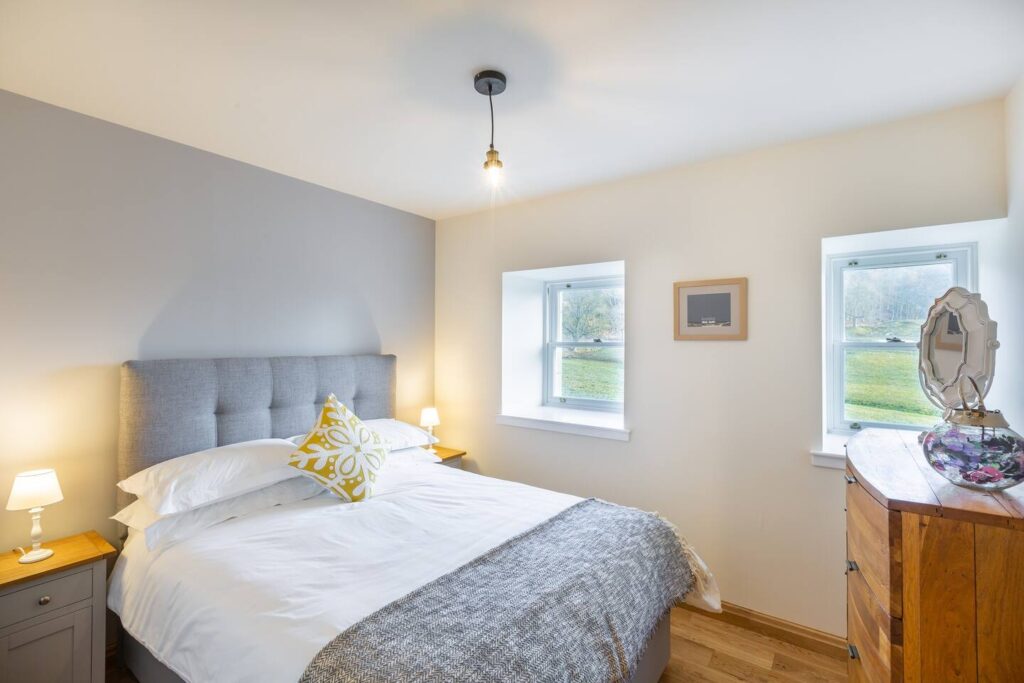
[388,446,442,465]
[113,477,323,551]
[117,438,298,515]
[362,419,439,450]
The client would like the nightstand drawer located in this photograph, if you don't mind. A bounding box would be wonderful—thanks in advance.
[0,569,92,629]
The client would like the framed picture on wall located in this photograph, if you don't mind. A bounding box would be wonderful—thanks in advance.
[673,277,748,341]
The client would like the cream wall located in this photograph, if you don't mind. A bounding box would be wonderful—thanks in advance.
[1004,79,1024,427]
[0,91,435,550]
[435,100,1008,635]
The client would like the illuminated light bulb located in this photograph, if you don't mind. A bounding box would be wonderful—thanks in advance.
[483,147,503,186]
[486,165,502,187]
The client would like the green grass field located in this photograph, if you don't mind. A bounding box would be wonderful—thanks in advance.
[561,349,623,401]
[844,321,939,425]
[844,348,940,426]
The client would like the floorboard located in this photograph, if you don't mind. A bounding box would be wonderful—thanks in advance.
[107,607,848,682]
[663,608,847,682]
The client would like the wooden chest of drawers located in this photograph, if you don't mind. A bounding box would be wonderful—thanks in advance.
[845,430,1024,682]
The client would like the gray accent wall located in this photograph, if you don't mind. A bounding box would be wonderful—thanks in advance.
[0,89,435,548]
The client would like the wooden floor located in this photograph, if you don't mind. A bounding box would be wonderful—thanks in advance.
[108,607,847,682]
[662,608,847,682]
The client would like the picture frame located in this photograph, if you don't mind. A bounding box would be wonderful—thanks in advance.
[673,277,748,341]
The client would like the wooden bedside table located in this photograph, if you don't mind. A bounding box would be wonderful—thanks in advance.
[0,531,116,682]
[433,446,466,469]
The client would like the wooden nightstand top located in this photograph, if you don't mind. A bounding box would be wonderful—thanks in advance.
[433,446,466,463]
[0,531,115,589]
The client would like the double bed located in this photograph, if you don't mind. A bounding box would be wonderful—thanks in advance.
[109,354,715,682]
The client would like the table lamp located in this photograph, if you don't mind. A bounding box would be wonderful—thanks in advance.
[6,468,64,564]
[420,407,440,454]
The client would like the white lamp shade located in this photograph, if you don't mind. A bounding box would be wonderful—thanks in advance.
[419,407,440,428]
[6,469,63,511]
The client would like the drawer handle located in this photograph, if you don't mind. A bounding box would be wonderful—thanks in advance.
[846,560,859,573]
[844,474,857,485]
[848,644,859,660]
[38,595,51,606]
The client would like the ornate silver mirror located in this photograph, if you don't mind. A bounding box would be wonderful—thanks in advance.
[918,287,998,413]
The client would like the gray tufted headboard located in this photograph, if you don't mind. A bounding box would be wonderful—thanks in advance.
[116,354,396,510]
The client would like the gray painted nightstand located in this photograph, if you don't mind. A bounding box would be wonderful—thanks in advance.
[0,531,116,682]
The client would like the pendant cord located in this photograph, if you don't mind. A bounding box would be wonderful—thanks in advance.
[488,85,495,150]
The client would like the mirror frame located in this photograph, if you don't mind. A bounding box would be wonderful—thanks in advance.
[918,287,999,412]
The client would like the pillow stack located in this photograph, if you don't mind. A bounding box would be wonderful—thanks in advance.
[118,439,299,515]
[115,477,322,551]
[115,439,319,551]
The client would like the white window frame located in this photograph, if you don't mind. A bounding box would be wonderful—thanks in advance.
[826,243,976,434]
[543,276,625,413]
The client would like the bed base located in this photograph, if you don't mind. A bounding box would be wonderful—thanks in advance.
[122,631,184,683]
[121,612,671,683]
[627,612,671,683]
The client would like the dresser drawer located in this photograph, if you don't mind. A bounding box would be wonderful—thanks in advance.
[0,568,93,629]
[848,568,902,682]
[847,473,902,617]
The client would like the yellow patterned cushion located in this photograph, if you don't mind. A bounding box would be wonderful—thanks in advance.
[288,395,388,502]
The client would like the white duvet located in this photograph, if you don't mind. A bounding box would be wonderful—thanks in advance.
[108,462,580,683]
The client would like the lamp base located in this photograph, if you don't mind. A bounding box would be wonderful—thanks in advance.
[18,547,54,564]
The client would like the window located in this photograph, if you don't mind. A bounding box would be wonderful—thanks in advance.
[544,277,625,412]
[500,261,627,440]
[827,245,975,432]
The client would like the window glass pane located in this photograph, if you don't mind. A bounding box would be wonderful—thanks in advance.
[556,285,624,342]
[552,346,623,402]
[843,263,955,341]
[844,348,941,427]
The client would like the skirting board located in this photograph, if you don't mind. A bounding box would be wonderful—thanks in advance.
[682,601,847,661]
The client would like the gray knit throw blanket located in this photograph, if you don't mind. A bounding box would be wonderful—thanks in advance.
[299,498,693,683]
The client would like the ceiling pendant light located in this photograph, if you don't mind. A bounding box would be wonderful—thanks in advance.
[474,70,506,187]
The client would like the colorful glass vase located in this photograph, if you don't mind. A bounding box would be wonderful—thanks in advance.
[922,410,1024,491]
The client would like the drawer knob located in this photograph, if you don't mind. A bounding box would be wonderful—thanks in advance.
[848,644,859,660]
[38,595,51,606]
[844,474,857,485]
[846,559,859,573]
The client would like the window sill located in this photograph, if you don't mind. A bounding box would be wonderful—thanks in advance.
[810,433,848,470]
[496,407,630,441]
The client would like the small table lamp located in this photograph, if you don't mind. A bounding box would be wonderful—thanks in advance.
[6,469,64,564]
[420,407,440,454]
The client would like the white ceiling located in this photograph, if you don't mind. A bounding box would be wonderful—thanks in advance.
[2,1,1023,219]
